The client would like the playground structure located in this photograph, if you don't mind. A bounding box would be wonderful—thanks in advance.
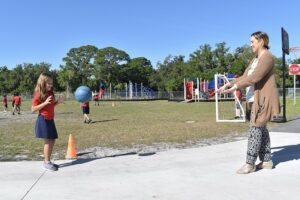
[183,74,236,102]
[184,78,201,102]
[184,77,214,102]
[126,81,154,99]
[96,81,155,100]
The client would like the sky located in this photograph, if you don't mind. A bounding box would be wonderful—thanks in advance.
[0,0,300,69]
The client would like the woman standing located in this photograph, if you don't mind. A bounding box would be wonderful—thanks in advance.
[218,31,280,174]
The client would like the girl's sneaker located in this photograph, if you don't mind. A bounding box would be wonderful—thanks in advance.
[49,161,59,168]
[43,162,58,171]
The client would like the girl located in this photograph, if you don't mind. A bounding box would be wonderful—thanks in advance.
[32,72,64,171]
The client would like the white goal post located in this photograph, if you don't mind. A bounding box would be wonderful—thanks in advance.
[214,74,246,122]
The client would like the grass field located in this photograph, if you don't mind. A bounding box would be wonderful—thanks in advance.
[0,98,299,161]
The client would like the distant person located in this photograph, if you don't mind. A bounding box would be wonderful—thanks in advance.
[32,72,64,171]
[81,101,92,124]
[234,88,243,119]
[194,88,199,102]
[234,75,243,119]
[99,85,105,99]
[92,90,99,106]
[218,31,280,174]
[2,94,8,112]
[12,92,21,115]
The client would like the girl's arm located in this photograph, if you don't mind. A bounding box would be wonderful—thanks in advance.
[54,98,64,106]
[31,96,52,112]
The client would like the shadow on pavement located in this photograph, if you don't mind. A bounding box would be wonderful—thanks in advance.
[287,117,300,122]
[58,151,137,168]
[272,144,300,167]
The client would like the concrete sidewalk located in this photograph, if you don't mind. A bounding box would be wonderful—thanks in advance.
[1,131,300,200]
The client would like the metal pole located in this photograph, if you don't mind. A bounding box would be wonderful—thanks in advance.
[192,80,194,100]
[200,78,202,99]
[294,75,296,105]
[184,78,186,101]
[135,83,137,98]
[214,75,219,122]
[282,52,287,122]
[197,77,199,102]
[141,82,143,99]
[125,83,128,99]
[129,81,133,99]
[109,83,111,99]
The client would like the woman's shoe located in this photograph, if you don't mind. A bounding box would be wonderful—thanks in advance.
[256,160,273,169]
[236,164,256,174]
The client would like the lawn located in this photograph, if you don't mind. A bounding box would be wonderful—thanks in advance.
[0,98,299,161]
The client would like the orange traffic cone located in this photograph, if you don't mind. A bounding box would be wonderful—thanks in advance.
[66,134,77,159]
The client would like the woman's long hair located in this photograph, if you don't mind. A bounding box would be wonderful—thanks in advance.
[34,72,53,102]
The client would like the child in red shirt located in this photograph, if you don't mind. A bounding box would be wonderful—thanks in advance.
[12,92,21,115]
[32,72,64,171]
[81,101,92,123]
[2,95,8,112]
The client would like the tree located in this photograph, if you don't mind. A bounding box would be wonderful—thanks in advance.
[57,64,77,97]
[213,42,232,72]
[229,45,253,76]
[19,63,51,93]
[8,65,24,93]
[189,44,214,72]
[94,47,130,86]
[154,55,186,91]
[121,57,154,85]
[62,45,98,87]
[0,66,10,93]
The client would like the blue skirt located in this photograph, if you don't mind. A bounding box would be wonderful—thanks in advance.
[35,115,58,139]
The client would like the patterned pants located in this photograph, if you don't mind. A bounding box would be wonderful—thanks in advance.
[246,126,271,165]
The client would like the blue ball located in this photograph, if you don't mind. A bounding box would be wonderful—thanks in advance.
[74,86,92,102]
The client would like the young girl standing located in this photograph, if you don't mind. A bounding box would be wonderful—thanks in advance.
[32,73,64,171]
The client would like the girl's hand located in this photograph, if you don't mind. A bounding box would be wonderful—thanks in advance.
[57,98,64,104]
[44,96,53,105]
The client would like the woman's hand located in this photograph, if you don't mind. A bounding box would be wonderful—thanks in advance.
[216,83,230,93]
[222,84,238,94]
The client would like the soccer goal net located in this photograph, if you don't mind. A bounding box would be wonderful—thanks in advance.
[214,74,246,122]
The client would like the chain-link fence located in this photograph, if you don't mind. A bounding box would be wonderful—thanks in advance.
[5,88,300,102]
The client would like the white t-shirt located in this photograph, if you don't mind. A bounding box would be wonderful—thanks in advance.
[246,58,259,102]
